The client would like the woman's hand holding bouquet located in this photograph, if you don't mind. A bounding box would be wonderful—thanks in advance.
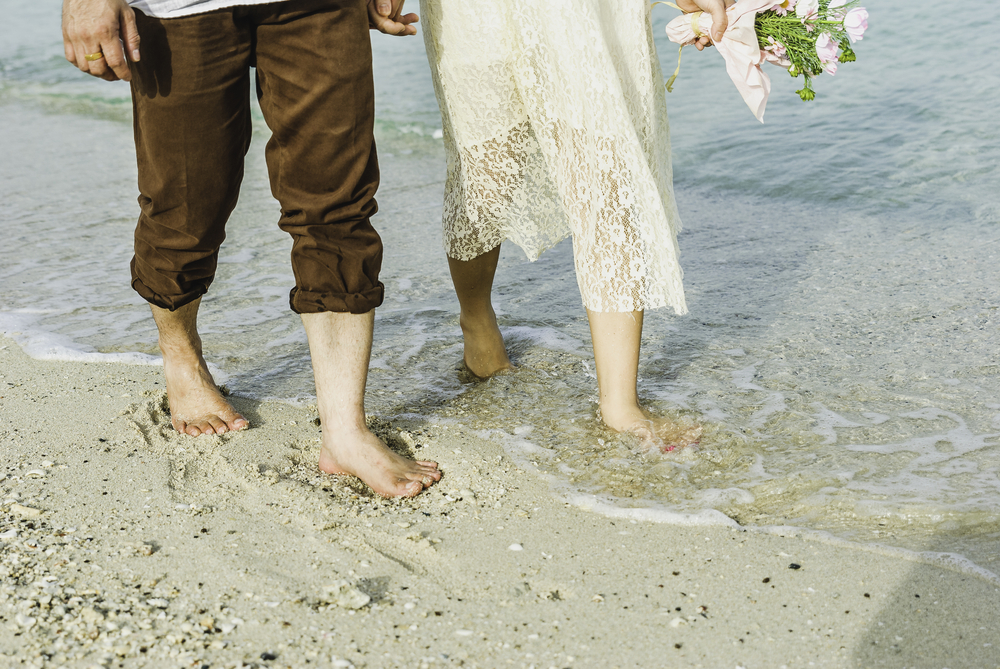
[672,0,732,49]
[658,0,868,121]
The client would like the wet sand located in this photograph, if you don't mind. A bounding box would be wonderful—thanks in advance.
[2,336,999,668]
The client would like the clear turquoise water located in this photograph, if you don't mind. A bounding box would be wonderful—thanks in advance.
[2,1,999,576]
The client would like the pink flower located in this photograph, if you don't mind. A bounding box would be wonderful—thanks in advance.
[844,7,869,42]
[765,36,787,58]
[815,32,839,74]
[815,32,838,61]
[770,0,796,16]
[795,0,818,21]
[763,38,792,69]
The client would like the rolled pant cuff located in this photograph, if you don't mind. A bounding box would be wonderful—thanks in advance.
[289,284,385,315]
[130,273,207,312]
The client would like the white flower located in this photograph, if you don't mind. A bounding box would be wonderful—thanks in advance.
[827,0,849,20]
[795,0,819,21]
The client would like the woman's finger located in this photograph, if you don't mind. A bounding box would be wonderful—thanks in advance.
[708,3,728,42]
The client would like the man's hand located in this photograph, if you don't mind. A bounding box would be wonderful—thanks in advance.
[675,0,731,50]
[62,0,140,81]
[367,0,418,36]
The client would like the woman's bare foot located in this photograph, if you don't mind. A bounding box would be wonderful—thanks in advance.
[459,312,515,378]
[161,344,248,437]
[586,308,698,452]
[601,403,701,453]
[447,247,514,378]
[318,426,441,498]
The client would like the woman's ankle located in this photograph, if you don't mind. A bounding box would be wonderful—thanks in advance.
[599,400,648,432]
[458,313,512,377]
[458,307,499,334]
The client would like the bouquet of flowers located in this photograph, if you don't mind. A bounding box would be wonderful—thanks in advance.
[657,0,868,121]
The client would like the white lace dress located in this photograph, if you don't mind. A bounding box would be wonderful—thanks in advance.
[420,0,687,314]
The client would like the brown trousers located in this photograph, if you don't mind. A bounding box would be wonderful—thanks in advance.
[129,0,384,314]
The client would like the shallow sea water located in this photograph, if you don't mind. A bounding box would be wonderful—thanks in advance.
[2,1,999,576]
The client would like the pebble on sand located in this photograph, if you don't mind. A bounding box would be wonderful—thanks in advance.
[322,581,371,610]
[10,503,42,518]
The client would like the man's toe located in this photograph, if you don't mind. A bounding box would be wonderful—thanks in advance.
[206,416,229,434]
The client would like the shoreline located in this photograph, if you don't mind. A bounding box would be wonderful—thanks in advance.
[2,336,1000,667]
[11,325,1000,590]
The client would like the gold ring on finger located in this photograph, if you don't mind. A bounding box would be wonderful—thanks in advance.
[84,51,105,61]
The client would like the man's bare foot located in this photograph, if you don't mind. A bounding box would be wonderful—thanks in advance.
[601,403,701,453]
[459,312,515,378]
[318,426,441,498]
[300,310,437,497]
[150,299,248,437]
[161,345,248,437]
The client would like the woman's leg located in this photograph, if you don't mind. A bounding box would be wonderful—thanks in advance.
[586,308,644,429]
[587,308,700,450]
[447,245,514,378]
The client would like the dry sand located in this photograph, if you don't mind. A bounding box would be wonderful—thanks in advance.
[2,335,999,668]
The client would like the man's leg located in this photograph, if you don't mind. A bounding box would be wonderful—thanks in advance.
[447,245,514,377]
[129,9,253,436]
[302,310,440,497]
[253,1,439,494]
[150,298,248,436]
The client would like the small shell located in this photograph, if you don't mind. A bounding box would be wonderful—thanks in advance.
[15,614,36,629]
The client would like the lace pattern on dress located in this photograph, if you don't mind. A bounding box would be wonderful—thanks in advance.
[422,0,687,314]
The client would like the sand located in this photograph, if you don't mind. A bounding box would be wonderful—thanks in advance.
[1,335,999,669]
